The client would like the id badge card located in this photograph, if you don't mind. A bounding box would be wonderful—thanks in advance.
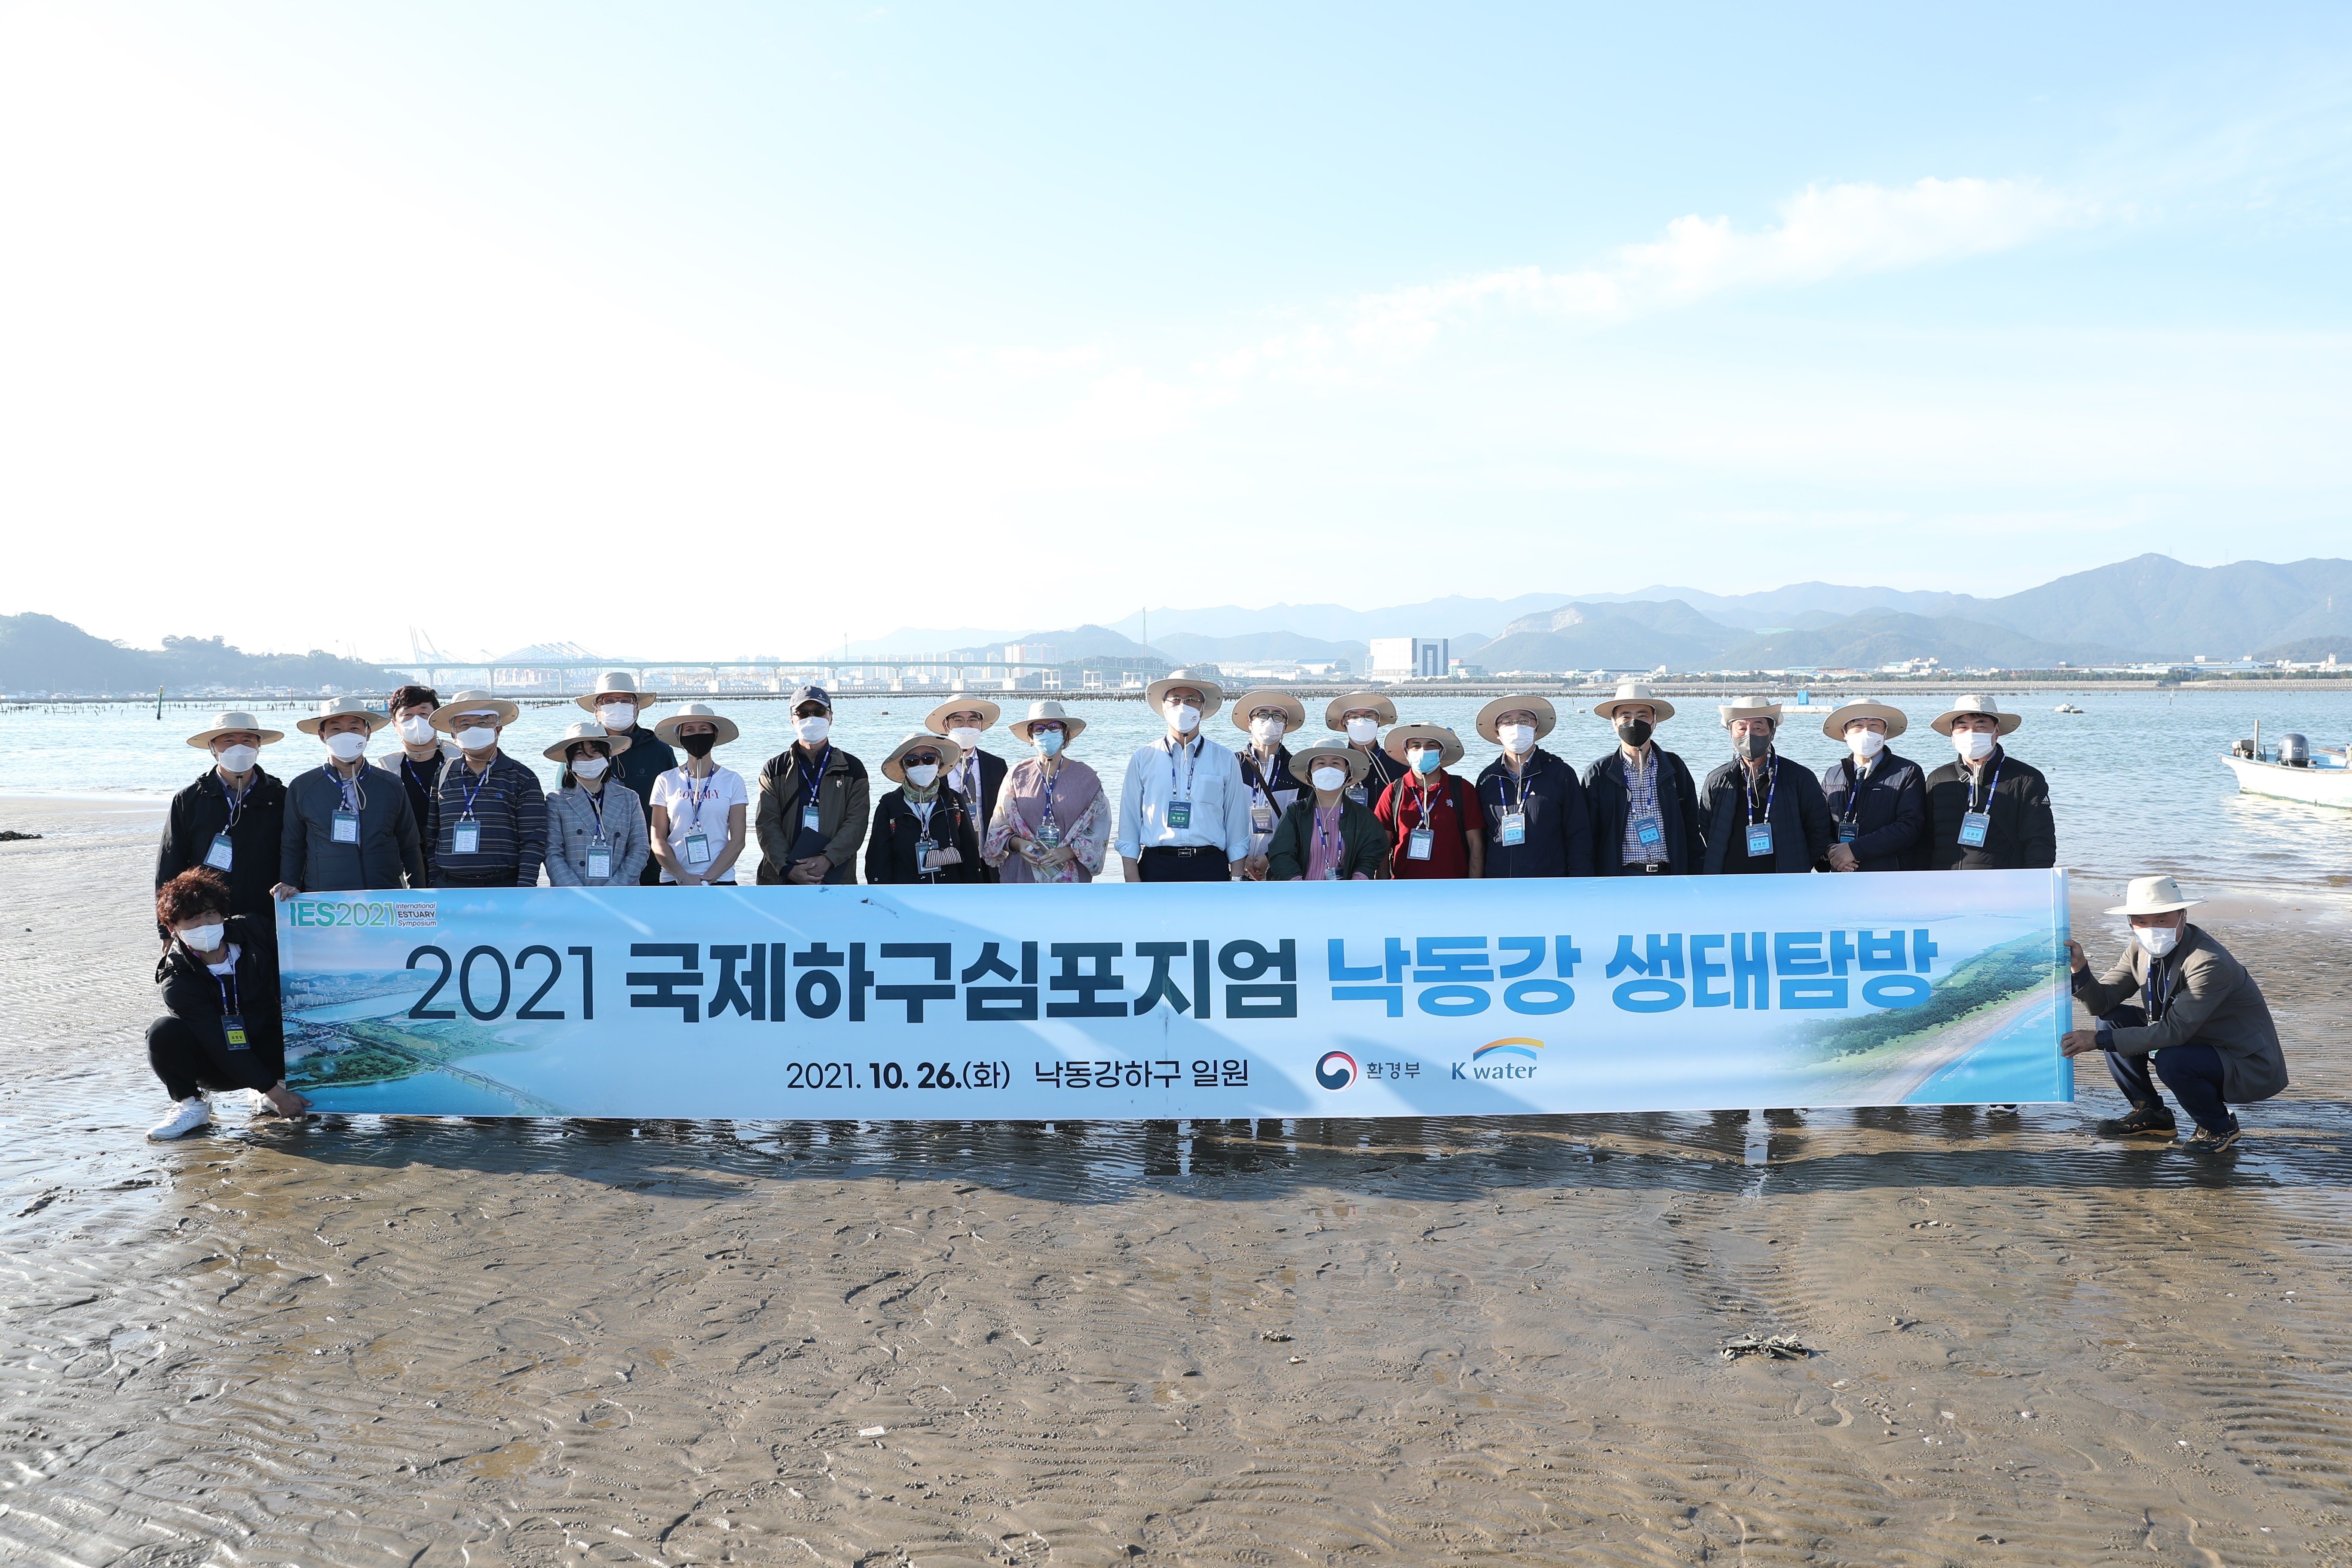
[222,1012,249,1050]
[1037,818,1061,847]
[1744,821,1774,857]
[1250,802,1274,832]
[1633,813,1664,847]
[1838,821,1859,844]
[1347,784,1368,806]
[204,832,235,871]
[1497,812,1526,847]
[1957,810,1991,848]
[1407,826,1435,861]
[332,809,361,845]
[585,838,612,880]
[801,805,822,834]
[684,831,712,867]
[916,837,937,870]
[452,818,481,855]
[1167,801,1192,830]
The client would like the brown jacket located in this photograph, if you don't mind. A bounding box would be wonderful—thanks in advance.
[2073,924,2288,1104]
[753,744,870,884]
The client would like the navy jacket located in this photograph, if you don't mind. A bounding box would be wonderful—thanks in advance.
[1581,746,1702,875]
[1475,749,1595,877]
[1924,746,2056,870]
[1697,753,1834,874]
[1818,750,1929,872]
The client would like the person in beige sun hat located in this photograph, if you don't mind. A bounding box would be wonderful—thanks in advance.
[1582,680,1699,876]
[1325,689,1405,809]
[648,703,750,886]
[157,710,291,922]
[1230,688,1308,879]
[1115,669,1253,882]
[1923,694,2054,872]
[2062,875,2288,1157]
[575,674,677,872]
[1265,741,1391,882]
[1471,695,1594,878]
[1694,697,1833,876]
[416,690,547,889]
[1376,724,1482,879]
[986,701,1110,884]
[1815,699,1928,874]
[275,697,424,897]
[866,732,983,886]
[925,695,1006,880]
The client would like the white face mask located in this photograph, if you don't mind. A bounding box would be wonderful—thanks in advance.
[597,702,637,731]
[324,732,368,762]
[1952,729,1996,762]
[176,922,226,953]
[794,715,831,744]
[1847,728,1886,759]
[455,726,498,753]
[1498,723,1535,754]
[395,715,437,745]
[2133,925,2181,958]
[947,726,983,747]
[571,757,609,781]
[1344,717,1378,745]
[1311,766,1348,792]
[215,744,259,773]
[904,763,940,788]
[1249,716,1286,744]
[1167,703,1200,734]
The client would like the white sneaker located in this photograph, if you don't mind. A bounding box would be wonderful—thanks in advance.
[147,1097,212,1142]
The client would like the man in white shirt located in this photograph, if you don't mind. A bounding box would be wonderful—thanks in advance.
[1115,669,1254,882]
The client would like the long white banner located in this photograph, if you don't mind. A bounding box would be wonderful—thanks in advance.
[277,873,2073,1118]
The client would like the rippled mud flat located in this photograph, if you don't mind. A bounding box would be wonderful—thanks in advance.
[7,800,2352,1566]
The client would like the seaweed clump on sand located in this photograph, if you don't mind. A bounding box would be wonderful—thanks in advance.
[0,830,41,842]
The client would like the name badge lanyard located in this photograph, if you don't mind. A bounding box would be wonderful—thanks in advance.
[214,965,249,1050]
[1838,754,1869,843]
[910,792,940,878]
[1314,804,1344,879]
[581,783,612,879]
[327,765,365,845]
[1743,755,1779,858]
[1495,759,1529,846]
[2144,947,2179,1023]
[681,767,719,867]
[1627,750,1666,855]
[451,760,493,854]
[1958,754,2003,848]
[1407,771,1445,861]
[1164,735,1201,832]
[1036,764,1062,847]
[1244,750,1281,834]
[799,744,832,833]
[207,771,251,870]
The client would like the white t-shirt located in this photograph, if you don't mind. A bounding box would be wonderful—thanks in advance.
[648,765,748,883]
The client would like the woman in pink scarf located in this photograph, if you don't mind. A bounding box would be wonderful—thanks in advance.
[982,701,1108,883]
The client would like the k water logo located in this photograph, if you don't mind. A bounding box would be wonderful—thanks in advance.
[1315,1051,1358,1090]
[1454,1038,1543,1080]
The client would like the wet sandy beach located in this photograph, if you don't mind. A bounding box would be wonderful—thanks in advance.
[6,796,2352,1566]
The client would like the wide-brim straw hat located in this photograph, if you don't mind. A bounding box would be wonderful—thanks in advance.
[1475,694,1557,744]
[1822,699,1909,741]
[1718,695,1784,727]
[1145,668,1225,715]
[1007,699,1087,744]
[429,689,522,734]
[1383,723,1466,768]
[652,702,741,747]
[880,730,967,786]
[187,709,285,748]
[1931,694,2023,736]
[1591,682,1676,723]
[1290,741,1368,785]
[296,696,392,736]
[575,671,647,712]
[1230,688,1307,735]
[544,720,634,763]
[925,696,1003,735]
[1324,692,1398,729]
[2105,875,2205,916]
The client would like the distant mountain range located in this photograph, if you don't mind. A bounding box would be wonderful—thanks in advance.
[1,613,402,697]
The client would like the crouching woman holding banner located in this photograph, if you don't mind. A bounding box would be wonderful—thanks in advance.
[146,869,310,1141]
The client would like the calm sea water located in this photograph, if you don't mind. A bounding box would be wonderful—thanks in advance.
[6,689,2349,895]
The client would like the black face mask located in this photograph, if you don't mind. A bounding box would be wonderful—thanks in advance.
[679,733,717,760]
[1735,731,1773,761]
[1615,718,1653,748]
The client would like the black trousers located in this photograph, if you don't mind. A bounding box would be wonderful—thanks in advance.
[2106,1045,2233,1134]
[147,1017,272,1102]
[1137,847,1232,882]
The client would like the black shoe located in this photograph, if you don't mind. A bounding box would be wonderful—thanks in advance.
[2184,1116,2242,1157]
[2095,1102,2177,1138]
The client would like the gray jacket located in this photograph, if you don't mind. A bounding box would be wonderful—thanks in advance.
[544,784,650,887]
[280,762,425,891]
[2074,925,2288,1105]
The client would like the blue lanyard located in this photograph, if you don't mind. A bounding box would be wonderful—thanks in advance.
[580,783,607,839]
[1409,772,1447,830]
[1968,754,2004,813]
[403,753,441,797]
[681,767,719,831]
[1744,755,1778,824]
[324,765,361,815]
[220,770,251,827]
[1166,736,1200,802]
[1841,754,1870,823]
[2144,948,2178,1018]
[455,759,493,821]
[1314,804,1341,865]
[1498,756,1531,815]
[800,745,831,815]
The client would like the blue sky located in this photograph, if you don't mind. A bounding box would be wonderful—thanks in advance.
[1,2,2348,659]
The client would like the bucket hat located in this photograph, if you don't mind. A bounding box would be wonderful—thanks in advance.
[1007,699,1087,744]
[428,689,521,734]
[1930,695,2022,737]
[1475,695,1557,744]
[186,709,286,748]
[2105,876,2205,916]
[1230,688,1307,735]
[652,702,741,747]
[1820,699,1909,741]
[1290,741,1369,785]
[544,720,634,763]
[925,696,1003,735]
[1591,682,1676,723]
[576,671,649,712]
[296,696,392,736]
[1323,691,1398,729]
[1718,695,1783,727]
[879,731,966,786]
[1383,723,1465,768]
[1144,668,1225,716]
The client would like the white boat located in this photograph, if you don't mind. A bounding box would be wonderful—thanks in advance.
[2221,749,2352,808]
[2054,703,2083,714]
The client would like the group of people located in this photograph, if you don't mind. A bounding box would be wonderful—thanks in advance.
[142,668,2282,1156]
